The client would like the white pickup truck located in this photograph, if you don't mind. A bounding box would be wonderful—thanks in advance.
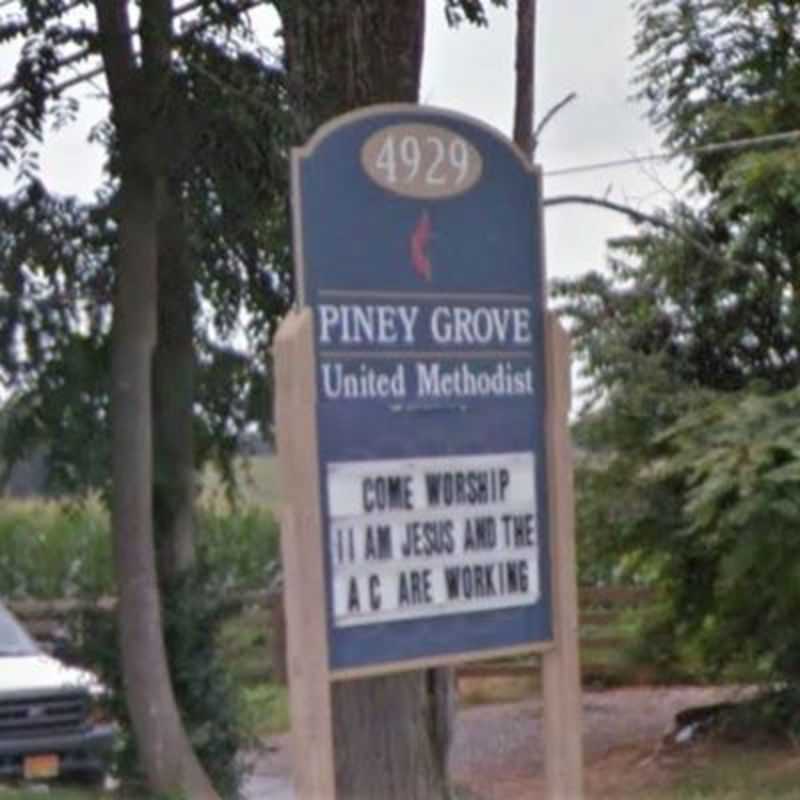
[0,601,114,784]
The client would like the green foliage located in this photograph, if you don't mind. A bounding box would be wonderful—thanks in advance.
[239,683,290,739]
[0,23,292,499]
[653,389,800,683]
[619,597,710,685]
[0,502,284,797]
[162,569,250,799]
[198,507,281,590]
[0,501,279,599]
[642,743,800,799]
[565,312,800,684]
[201,454,283,514]
[0,500,112,599]
[83,567,250,799]
[0,184,114,495]
[559,0,800,720]
[633,0,800,185]
[0,501,282,796]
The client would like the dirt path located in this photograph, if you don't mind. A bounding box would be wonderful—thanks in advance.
[248,686,748,799]
[451,686,749,799]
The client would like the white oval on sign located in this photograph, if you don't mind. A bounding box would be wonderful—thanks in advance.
[361,124,483,199]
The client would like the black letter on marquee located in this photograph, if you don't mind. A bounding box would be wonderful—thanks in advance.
[499,468,510,500]
[362,478,374,512]
[369,575,382,610]
[348,577,361,612]
[398,572,410,606]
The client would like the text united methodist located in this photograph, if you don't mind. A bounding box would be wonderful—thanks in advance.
[321,360,533,400]
[317,301,537,400]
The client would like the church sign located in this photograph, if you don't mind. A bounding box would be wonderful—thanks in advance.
[288,104,552,674]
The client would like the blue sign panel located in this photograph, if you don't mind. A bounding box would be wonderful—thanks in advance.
[291,105,552,673]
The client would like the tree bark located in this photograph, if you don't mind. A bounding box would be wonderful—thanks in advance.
[279,3,456,798]
[153,175,196,581]
[332,671,453,799]
[93,1,217,796]
[513,0,536,157]
[280,0,425,139]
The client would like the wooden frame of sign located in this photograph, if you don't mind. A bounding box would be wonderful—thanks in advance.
[274,311,582,799]
[275,103,582,799]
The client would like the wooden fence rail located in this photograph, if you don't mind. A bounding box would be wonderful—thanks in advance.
[456,585,655,681]
[7,584,654,683]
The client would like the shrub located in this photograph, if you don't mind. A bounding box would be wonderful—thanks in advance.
[0,500,112,599]
[82,566,250,798]
[0,501,282,798]
[0,502,280,599]
[198,507,280,590]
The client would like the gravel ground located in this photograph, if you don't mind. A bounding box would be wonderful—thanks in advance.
[450,686,747,799]
[243,686,748,800]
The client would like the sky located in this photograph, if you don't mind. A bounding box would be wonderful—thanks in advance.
[0,2,685,286]
[423,2,683,283]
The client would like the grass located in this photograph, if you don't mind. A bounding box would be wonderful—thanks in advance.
[0,786,114,799]
[456,619,693,708]
[218,606,273,684]
[458,672,540,706]
[240,683,290,739]
[0,498,112,599]
[200,455,282,513]
[216,601,291,740]
[634,743,800,799]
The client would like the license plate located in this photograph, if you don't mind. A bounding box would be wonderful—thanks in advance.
[24,753,60,780]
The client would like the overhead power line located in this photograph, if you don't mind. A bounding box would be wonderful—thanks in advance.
[544,129,800,178]
[3,4,800,181]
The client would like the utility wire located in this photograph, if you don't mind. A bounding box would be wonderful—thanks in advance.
[544,129,800,178]
[3,4,800,178]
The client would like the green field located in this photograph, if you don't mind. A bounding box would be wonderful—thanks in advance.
[0,788,114,799]
[200,455,282,512]
[639,745,800,800]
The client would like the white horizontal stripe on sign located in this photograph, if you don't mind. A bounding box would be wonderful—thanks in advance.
[327,452,536,518]
[326,452,540,627]
[330,507,538,572]
[332,555,540,627]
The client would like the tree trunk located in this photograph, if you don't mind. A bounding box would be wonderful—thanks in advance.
[280,0,425,139]
[513,0,536,157]
[279,3,456,798]
[332,671,453,799]
[94,2,218,796]
[153,175,196,581]
[110,154,216,800]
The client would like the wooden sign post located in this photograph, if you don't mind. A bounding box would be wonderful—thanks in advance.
[543,313,584,799]
[275,104,583,799]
